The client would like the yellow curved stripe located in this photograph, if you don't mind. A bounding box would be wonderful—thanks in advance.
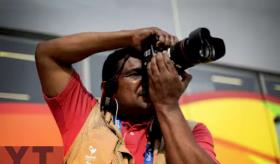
[180,98,280,160]
[249,154,275,164]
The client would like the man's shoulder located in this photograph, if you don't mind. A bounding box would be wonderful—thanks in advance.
[186,120,197,131]
[186,120,212,137]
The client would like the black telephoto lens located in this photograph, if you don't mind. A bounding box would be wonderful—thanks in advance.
[140,28,225,97]
[169,28,225,71]
[142,28,225,71]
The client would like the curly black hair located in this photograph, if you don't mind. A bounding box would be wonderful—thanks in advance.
[102,47,141,82]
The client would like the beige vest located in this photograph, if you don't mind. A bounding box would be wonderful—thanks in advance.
[64,102,197,164]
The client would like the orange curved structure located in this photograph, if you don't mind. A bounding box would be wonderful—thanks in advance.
[0,103,63,164]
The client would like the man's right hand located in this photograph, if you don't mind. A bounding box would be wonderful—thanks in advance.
[130,27,178,51]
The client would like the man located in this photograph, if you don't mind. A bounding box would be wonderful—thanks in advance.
[35,27,218,163]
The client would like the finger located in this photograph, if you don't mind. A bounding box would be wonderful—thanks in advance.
[163,31,173,46]
[150,55,160,76]
[147,61,159,90]
[171,36,179,46]
[147,62,152,77]
[156,31,173,47]
[160,31,171,46]
[180,71,192,89]
[155,53,168,73]
[162,51,177,74]
[148,72,157,87]
[155,29,168,43]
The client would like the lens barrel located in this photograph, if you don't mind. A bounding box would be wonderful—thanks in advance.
[169,28,225,70]
[142,28,226,71]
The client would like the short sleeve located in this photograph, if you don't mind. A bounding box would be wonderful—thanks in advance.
[44,71,97,154]
[192,123,219,163]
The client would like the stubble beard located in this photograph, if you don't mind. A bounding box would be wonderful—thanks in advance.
[118,97,154,123]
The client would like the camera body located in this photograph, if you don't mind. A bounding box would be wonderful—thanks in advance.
[142,28,225,72]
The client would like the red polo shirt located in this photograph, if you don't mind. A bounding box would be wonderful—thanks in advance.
[44,71,218,163]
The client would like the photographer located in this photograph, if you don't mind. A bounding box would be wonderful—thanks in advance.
[35,27,218,164]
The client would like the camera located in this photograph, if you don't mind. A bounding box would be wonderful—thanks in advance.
[142,28,226,72]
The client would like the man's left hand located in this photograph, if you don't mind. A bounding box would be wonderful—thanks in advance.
[147,51,192,111]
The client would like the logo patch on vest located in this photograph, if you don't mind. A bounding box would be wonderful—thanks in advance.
[85,145,96,164]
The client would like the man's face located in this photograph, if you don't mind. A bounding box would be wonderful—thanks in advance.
[114,56,153,120]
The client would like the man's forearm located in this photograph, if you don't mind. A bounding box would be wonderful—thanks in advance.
[155,104,215,164]
[36,30,134,65]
